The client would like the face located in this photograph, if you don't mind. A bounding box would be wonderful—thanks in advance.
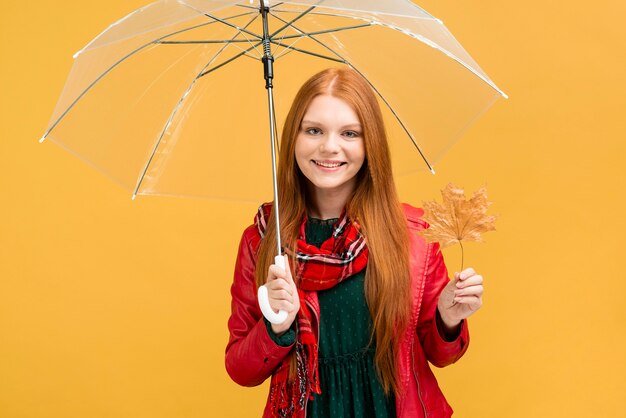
[295,94,366,199]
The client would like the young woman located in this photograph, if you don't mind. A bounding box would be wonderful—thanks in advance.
[225,67,484,418]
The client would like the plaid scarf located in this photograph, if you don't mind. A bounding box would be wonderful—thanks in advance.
[254,202,369,417]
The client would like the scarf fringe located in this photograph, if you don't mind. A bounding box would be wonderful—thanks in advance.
[269,340,321,418]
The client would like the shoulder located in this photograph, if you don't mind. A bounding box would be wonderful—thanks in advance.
[400,202,430,232]
[242,222,260,241]
[238,202,271,254]
[239,223,261,256]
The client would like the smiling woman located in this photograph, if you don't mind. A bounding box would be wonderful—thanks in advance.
[225,67,482,418]
[295,94,366,219]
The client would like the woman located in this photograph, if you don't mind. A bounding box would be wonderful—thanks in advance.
[225,67,484,417]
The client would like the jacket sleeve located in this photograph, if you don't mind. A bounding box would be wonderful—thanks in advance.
[416,241,470,368]
[224,226,296,387]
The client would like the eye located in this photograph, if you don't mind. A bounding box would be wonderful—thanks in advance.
[343,130,360,139]
[305,127,322,135]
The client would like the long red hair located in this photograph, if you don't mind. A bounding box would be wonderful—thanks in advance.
[255,67,411,395]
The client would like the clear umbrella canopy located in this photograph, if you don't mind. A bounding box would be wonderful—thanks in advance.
[41,0,507,203]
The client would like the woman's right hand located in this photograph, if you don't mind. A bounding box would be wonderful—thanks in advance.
[265,255,300,335]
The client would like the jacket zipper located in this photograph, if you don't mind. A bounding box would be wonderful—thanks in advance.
[411,338,428,417]
[302,298,320,418]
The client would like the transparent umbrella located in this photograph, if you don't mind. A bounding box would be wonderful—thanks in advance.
[40,0,507,323]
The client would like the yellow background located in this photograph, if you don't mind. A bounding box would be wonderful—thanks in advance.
[1,1,625,417]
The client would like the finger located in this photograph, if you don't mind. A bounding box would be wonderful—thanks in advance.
[266,278,292,293]
[283,255,292,274]
[268,264,288,281]
[459,267,476,281]
[453,295,482,309]
[283,255,296,284]
[456,274,483,288]
[454,285,484,297]
[270,299,295,313]
[268,288,294,300]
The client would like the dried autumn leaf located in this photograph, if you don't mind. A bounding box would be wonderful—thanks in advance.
[417,183,497,250]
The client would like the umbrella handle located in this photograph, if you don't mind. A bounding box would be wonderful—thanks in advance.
[257,255,289,325]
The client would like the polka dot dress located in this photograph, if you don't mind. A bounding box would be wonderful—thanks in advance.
[305,217,396,418]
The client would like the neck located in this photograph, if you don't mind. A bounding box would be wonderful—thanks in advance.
[307,182,354,219]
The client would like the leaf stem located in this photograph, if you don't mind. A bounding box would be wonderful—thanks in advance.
[459,240,464,272]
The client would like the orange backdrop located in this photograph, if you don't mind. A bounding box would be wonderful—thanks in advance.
[1,1,625,417]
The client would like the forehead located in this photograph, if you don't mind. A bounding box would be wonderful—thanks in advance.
[302,95,360,125]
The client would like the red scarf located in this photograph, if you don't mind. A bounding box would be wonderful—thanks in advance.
[254,202,369,417]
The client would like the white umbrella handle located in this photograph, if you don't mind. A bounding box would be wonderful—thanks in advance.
[257,255,288,324]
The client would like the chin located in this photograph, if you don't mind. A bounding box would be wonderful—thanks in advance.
[311,177,355,192]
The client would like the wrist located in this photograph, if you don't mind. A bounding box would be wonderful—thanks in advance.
[437,307,461,335]
[264,317,296,347]
[271,324,288,336]
[271,320,294,336]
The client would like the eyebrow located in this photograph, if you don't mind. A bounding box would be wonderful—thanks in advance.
[301,120,362,129]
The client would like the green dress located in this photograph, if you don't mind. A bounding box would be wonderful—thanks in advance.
[266,217,396,417]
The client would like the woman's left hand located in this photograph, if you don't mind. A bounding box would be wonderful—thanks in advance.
[437,267,484,327]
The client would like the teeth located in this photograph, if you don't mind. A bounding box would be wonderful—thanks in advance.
[315,161,342,168]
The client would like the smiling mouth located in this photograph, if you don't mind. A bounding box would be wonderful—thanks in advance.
[313,160,346,168]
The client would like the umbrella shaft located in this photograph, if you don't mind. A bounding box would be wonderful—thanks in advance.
[261,4,274,89]
[267,85,282,258]
[262,56,274,89]
[260,2,281,257]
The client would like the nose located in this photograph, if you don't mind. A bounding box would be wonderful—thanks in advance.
[319,132,340,154]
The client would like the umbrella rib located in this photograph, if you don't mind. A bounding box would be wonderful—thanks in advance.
[272,23,372,40]
[132,16,263,198]
[194,11,262,40]
[270,14,436,173]
[181,7,266,58]
[269,40,344,63]
[197,40,263,78]
[270,9,435,21]
[198,11,264,78]
[268,14,370,60]
[228,20,264,59]
[270,9,507,98]
[235,2,285,11]
[176,2,267,57]
[40,10,257,143]
[352,66,435,173]
[274,9,509,99]
[269,5,316,39]
[158,39,255,44]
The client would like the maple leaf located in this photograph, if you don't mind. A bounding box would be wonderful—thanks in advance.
[416,183,497,270]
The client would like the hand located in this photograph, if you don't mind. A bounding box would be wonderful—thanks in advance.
[437,267,484,327]
[266,255,300,335]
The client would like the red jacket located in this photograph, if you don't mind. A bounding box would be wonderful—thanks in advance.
[225,203,470,417]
